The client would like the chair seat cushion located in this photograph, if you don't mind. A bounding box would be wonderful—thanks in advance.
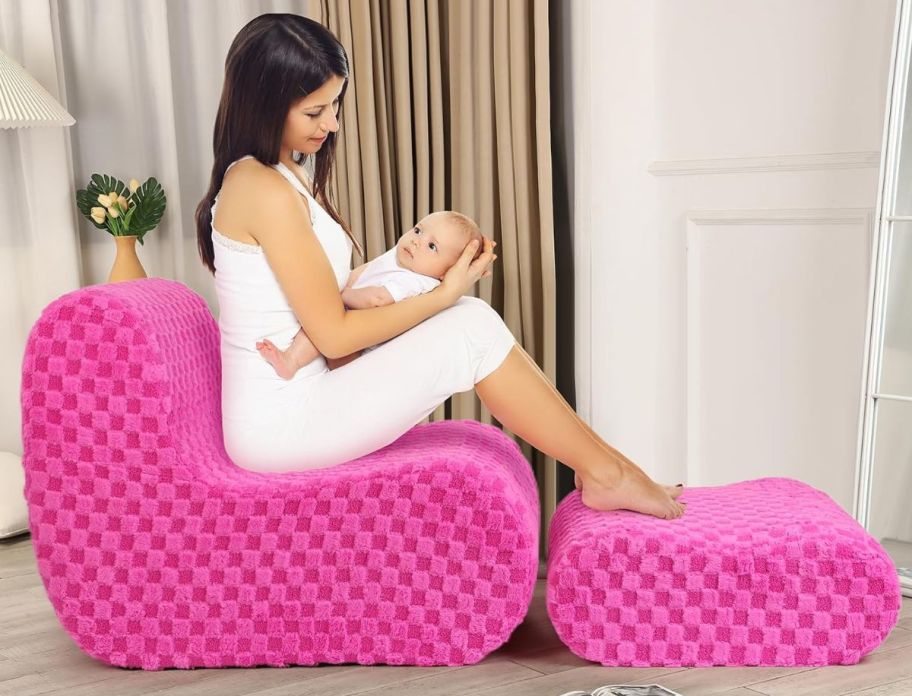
[546,477,901,667]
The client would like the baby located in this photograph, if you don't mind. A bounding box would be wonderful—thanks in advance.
[256,210,485,379]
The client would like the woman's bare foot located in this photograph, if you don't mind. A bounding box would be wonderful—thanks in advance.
[574,471,684,499]
[665,483,684,499]
[577,462,686,519]
[255,338,297,380]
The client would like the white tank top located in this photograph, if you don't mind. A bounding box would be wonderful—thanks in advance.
[211,155,353,427]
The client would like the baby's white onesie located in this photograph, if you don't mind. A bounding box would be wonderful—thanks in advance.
[349,247,441,351]
[351,247,440,300]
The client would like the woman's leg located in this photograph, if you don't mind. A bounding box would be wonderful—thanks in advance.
[475,341,686,519]
[258,295,524,471]
[262,295,683,518]
[479,342,684,494]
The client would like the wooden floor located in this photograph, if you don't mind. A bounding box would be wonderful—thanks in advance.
[2,534,912,696]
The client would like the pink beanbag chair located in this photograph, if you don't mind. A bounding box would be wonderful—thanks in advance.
[20,278,539,670]
[547,477,900,667]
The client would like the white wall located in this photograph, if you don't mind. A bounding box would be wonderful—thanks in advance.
[568,0,896,512]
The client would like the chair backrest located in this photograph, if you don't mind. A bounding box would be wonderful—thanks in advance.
[20,278,227,492]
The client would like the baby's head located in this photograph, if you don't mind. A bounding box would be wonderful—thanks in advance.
[395,211,484,280]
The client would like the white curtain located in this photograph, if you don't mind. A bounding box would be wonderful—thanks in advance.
[0,0,80,453]
[0,0,322,456]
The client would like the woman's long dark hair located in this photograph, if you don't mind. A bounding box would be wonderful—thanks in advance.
[196,13,363,274]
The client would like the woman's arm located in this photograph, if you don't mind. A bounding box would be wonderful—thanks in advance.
[343,263,368,289]
[245,165,454,359]
[296,270,382,368]
[325,350,363,370]
[300,282,390,369]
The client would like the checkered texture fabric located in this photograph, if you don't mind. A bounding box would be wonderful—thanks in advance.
[19,277,539,670]
[547,477,900,667]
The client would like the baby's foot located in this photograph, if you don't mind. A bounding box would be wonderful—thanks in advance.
[575,471,684,498]
[255,338,298,380]
[578,463,686,519]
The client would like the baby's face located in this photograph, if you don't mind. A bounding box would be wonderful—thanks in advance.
[395,212,473,279]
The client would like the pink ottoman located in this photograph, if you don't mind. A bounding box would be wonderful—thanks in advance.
[20,278,539,670]
[547,477,900,667]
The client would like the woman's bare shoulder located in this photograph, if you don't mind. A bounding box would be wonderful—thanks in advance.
[215,159,304,245]
[221,160,303,213]
[223,157,285,191]
[228,157,314,196]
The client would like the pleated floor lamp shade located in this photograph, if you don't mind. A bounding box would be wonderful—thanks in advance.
[0,47,74,128]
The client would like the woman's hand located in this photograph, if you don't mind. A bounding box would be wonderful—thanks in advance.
[439,235,498,305]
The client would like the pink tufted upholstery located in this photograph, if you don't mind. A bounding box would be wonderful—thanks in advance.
[20,278,539,670]
[547,477,900,667]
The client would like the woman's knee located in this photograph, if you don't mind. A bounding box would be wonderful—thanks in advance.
[447,295,515,351]
[452,294,505,325]
[454,294,487,308]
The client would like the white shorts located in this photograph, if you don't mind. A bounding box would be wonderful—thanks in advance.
[225,295,516,472]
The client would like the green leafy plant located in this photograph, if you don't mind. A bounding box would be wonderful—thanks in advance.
[75,174,166,246]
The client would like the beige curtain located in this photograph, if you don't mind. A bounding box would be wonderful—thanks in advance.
[2,0,561,559]
[316,0,558,558]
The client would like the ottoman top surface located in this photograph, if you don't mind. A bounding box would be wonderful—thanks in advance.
[549,477,885,565]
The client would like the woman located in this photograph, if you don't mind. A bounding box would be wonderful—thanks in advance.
[195,13,686,519]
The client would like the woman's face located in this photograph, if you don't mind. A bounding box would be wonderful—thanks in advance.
[282,74,346,155]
